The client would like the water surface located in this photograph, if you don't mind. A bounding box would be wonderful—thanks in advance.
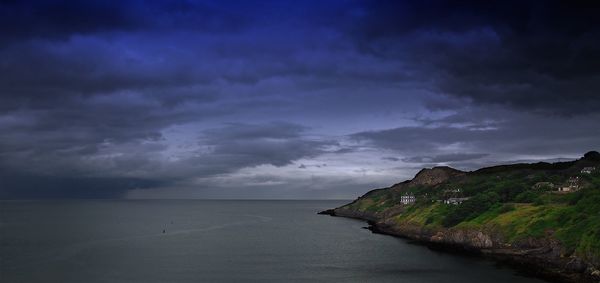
[0,200,547,282]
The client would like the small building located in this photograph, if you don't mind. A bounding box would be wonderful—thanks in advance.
[557,186,574,192]
[444,197,470,205]
[581,167,596,174]
[400,193,416,205]
[557,177,581,192]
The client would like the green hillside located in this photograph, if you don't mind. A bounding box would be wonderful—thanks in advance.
[340,151,600,266]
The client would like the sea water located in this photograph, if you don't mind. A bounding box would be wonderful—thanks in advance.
[0,200,547,283]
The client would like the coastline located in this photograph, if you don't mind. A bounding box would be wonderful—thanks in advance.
[319,209,600,283]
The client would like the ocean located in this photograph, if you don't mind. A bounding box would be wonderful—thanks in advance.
[0,200,547,282]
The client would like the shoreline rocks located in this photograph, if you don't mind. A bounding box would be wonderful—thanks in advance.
[319,209,600,283]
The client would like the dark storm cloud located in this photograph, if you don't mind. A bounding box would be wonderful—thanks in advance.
[0,36,227,107]
[3,1,599,114]
[0,94,193,160]
[0,0,358,198]
[0,173,166,199]
[202,122,307,141]
[0,1,139,42]
[0,120,332,198]
[353,126,477,153]
[200,122,333,167]
[0,0,350,107]
[0,0,252,43]
[402,153,488,163]
[352,110,600,167]
[354,0,600,115]
[0,119,326,172]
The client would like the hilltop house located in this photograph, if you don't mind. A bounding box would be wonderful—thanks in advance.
[400,193,416,205]
[581,167,596,174]
[444,197,470,205]
[558,177,581,192]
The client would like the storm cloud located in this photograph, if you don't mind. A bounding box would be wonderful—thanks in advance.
[401,153,489,164]
[0,0,598,199]
[354,0,600,115]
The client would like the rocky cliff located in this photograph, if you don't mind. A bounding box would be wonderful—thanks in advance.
[324,203,600,283]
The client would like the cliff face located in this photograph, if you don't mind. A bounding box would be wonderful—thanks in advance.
[326,208,600,283]
[363,220,596,283]
[322,152,600,283]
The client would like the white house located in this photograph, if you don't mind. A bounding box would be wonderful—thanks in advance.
[558,177,581,192]
[400,193,416,205]
[581,167,596,174]
[558,186,574,192]
[444,197,470,205]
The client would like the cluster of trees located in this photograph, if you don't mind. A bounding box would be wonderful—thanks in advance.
[442,191,500,227]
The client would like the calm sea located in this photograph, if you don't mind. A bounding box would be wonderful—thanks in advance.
[0,200,546,283]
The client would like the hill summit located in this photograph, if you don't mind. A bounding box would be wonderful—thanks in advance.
[583,151,600,161]
[411,166,465,187]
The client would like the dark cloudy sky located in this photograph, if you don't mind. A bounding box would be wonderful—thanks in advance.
[1,0,599,199]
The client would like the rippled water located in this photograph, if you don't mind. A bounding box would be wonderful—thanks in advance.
[0,200,547,282]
